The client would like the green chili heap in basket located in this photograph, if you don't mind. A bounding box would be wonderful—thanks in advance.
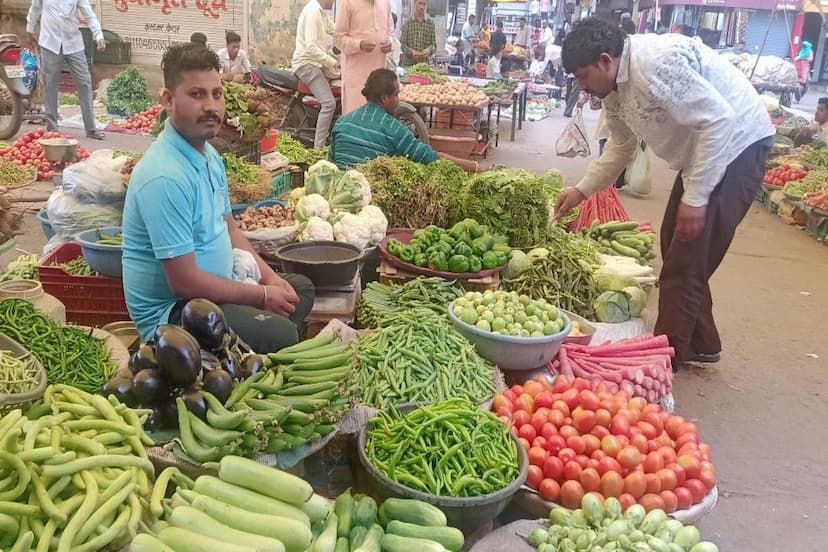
[0,299,116,393]
[365,398,520,497]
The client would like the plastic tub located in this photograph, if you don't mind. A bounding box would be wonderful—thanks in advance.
[357,404,529,530]
[0,332,48,413]
[448,301,571,371]
[269,241,365,288]
[75,227,123,278]
[37,209,55,240]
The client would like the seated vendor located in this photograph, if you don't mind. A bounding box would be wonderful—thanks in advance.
[217,31,252,82]
[328,68,480,173]
[123,43,314,353]
[794,97,828,147]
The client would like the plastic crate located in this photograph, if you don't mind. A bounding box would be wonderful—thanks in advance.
[755,185,769,207]
[39,242,129,327]
[806,211,828,241]
[271,171,292,198]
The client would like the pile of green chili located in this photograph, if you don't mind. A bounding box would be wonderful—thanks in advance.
[354,312,495,409]
[0,299,116,393]
[365,398,520,497]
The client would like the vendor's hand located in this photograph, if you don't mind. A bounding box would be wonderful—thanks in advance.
[360,40,377,53]
[28,33,38,49]
[97,39,106,52]
[261,273,299,303]
[675,203,706,242]
[261,284,298,317]
[380,40,393,54]
[553,187,586,220]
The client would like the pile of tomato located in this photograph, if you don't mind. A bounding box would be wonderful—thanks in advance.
[763,164,807,187]
[0,130,90,181]
[122,105,163,133]
[492,375,715,513]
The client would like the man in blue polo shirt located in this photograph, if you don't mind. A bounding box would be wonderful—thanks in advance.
[123,43,314,352]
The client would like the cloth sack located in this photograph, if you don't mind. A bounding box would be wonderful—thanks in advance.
[555,108,590,158]
[624,141,652,195]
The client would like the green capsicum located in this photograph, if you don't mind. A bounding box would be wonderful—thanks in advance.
[434,241,453,256]
[464,219,485,239]
[448,255,470,273]
[428,252,448,272]
[471,236,494,256]
[439,233,456,246]
[492,243,511,254]
[399,246,416,263]
[412,229,428,240]
[482,251,499,269]
[413,253,429,267]
[449,222,466,239]
[468,256,483,273]
[453,242,473,257]
[386,239,403,257]
[494,251,508,266]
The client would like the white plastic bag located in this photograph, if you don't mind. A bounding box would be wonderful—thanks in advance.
[46,188,123,240]
[232,248,262,285]
[555,109,591,158]
[242,224,301,256]
[61,150,128,206]
[624,141,651,195]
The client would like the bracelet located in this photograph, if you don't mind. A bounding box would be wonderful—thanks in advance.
[261,285,267,308]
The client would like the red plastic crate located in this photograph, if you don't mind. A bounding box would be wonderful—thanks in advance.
[39,242,130,327]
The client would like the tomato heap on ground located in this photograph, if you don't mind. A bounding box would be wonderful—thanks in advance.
[492,375,715,513]
[0,130,90,181]
[763,164,807,188]
[122,104,164,133]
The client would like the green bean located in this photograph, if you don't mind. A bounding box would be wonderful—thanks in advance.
[0,349,41,395]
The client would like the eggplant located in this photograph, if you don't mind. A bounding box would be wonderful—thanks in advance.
[154,325,201,388]
[203,368,234,404]
[141,404,166,431]
[159,400,179,429]
[101,376,134,405]
[181,299,230,351]
[240,354,265,379]
[201,350,220,372]
[179,387,207,420]
[132,369,169,403]
[220,356,239,381]
[129,344,158,375]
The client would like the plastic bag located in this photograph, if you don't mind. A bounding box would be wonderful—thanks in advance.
[624,141,651,195]
[61,150,128,206]
[232,248,262,285]
[46,188,122,241]
[556,109,591,158]
[242,224,300,256]
[21,49,38,92]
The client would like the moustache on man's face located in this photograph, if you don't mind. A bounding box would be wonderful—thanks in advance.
[198,114,221,124]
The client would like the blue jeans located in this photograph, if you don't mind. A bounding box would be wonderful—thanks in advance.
[598,139,626,188]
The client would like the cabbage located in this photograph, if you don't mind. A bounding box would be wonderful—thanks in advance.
[623,286,647,317]
[305,160,340,196]
[593,269,637,293]
[527,247,550,260]
[506,250,531,278]
[593,291,631,323]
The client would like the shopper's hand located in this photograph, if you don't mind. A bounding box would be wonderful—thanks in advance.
[675,203,706,242]
[553,187,586,220]
[380,40,393,54]
[360,40,377,53]
[261,284,298,317]
[97,39,106,52]
[28,33,38,49]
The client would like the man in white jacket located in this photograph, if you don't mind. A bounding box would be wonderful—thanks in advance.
[292,0,339,148]
[555,18,774,367]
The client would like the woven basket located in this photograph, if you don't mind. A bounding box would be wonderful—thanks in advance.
[217,122,268,145]
[0,333,48,414]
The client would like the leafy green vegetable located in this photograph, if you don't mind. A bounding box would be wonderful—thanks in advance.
[104,66,152,117]
[221,153,271,204]
[407,63,446,83]
[277,134,320,164]
[593,290,631,323]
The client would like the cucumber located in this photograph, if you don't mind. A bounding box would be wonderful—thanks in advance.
[311,511,338,552]
[611,240,642,258]
[169,506,285,552]
[190,494,312,552]
[385,521,464,552]
[279,381,338,396]
[267,396,330,412]
[158,526,257,552]
[378,498,446,527]
[216,456,314,505]
[352,496,378,528]
[380,534,449,552]
[352,524,383,552]
[334,489,354,538]
[302,493,332,524]
[130,533,176,552]
[192,476,310,526]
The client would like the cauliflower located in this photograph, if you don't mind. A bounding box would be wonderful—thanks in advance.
[345,169,372,207]
[295,193,331,222]
[332,212,371,250]
[288,186,306,206]
[298,217,334,241]
[359,205,388,245]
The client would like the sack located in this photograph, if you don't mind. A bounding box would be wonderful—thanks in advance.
[61,150,128,206]
[556,109,591,158]
[624,142,652,195]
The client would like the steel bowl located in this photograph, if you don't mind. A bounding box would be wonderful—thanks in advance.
[37,138,78,163]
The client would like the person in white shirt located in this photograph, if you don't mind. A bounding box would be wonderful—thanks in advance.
[27,0,106,139]
[461,15,478,58]
[292,0,339,148]
[540,21,554,48]
[555,18,775,367]
[217,31,252,80]
[486,45,503,79]
[387,13,402,69]
[513,17,531,54]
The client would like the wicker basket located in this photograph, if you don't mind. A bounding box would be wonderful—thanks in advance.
[0,333,48,414]
[217,122,268,145]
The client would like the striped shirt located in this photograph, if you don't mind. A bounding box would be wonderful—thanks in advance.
[329,102,438,169]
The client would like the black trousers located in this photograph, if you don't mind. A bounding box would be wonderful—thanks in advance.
[564,77,580,117]
[654,139,769,363]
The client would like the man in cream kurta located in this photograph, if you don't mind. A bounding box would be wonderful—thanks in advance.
[335,0,394,115]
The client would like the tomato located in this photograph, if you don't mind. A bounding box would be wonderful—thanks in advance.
[517,437,530,451]
[540,422,558,441]
[529,446,548,467]
[644,473,661,494]
[519,424,537,442]
[495,407,512,419]
[551,375,571,393]
[547,408,565,427]
[510,384,524,396]
[563,460,582,481]
[636,421,657,441]
[591,449,607,461]
[642,451,663,474]
[539,478,561,502]
[658,446,677,466]
[572,377,591,391]
[543,456,564,481]
[592,407,611,428]
[497,415,511,425]
[514,394,535,414]
[599,470,624,498]
[656,468,677,491]
[580,467,601,493]
[618,493,636,512]
[601,435,622,458]
[492,394,512,412]
[699,469,716,492]
[531,410,549,432]
[512,410,531,428]
[582,434,601,456]
[559,425,579,440]
[578,389,600,411]
[572,407,596,434]
[665,415,685,438]
[552,400,570,418]
[566,435,586,455]
[630,433,648,455]
[684,479,708,504]
[575,454,591,469]
[546,435,566,455]
[623,471,646,499]
[561,388,580,410]
[675,432,700,450]
[502,389,517,403]
[597,456,622,476]
[610,414,631,437]
[639,493,665,513]
[590,425,610,440]
[534,391,554,409]
[527,465,543,489]
[558,448,577,464]
[559,480,585,509]
[674,486,693,510]
[617,446,642,470]
[677,455,702,480]
[523,380,545,398]
[667,463,686,487]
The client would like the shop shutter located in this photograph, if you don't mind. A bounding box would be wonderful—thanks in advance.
[744,9,794,58]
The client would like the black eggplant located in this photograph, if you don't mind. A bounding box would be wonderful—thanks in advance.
[132,369,169,403]
[179,387,208,420]
[141,404,166,431]
[159,400,178,429]
[240,354,265,379]
[129,344,158,375]
[203,368,234,404]
[220,356,239,380]
[154,325,201,388]
[201,350,220,372]
[101,376,134,405]
[181,299,230,351]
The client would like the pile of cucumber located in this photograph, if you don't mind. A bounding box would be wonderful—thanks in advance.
[583,221,656,264]
[131,456,464,552]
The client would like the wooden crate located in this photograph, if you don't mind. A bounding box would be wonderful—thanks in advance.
[305,281,361,338]
[378,260,499,292]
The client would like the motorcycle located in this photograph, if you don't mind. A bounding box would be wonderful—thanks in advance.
[253,65,429,147]
[0,34,44,140]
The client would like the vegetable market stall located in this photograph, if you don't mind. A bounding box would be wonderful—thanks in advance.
[448,76,529,143]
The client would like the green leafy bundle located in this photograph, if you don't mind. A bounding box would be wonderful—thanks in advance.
[104,66,152,117]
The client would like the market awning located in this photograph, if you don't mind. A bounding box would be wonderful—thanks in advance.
[657,0,801,9]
